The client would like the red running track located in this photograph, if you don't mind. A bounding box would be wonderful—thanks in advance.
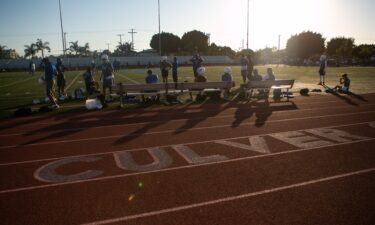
[0,93,375,225]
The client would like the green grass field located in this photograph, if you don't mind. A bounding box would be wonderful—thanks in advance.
[1,65,374,117]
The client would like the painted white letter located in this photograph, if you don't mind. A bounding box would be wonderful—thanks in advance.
[270,131,333,148]
[306,128,369,143]
[114,147,172,172]
[34,156,103,183]
[215,136,270,154]
[172,145,228,164]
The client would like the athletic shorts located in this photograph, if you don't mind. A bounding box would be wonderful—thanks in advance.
[103,78,113,88]
[56,74,66,87]
[46,80,54,95]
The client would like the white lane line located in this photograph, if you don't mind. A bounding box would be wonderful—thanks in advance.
[81,167,375,225]
[1,136,374,194]
[1,102,375,137]
[0,76,36,88]
[116,72,140,84]
[1,121,371,166]
[1,98,373,132]
[1,110,375,149]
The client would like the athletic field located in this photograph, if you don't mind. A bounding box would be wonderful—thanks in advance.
[1,65,375,117]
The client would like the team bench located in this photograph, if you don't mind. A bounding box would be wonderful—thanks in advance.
[241,79,295,101]
[112,81,235,105]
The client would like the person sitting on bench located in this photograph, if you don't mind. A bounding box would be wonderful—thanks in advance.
[143,69,160,102]
[263,68,276,99]
[334,73,350,93]
[189,67,207,100]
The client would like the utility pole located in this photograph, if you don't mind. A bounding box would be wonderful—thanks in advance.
[128,29,137,50]
[246,0,249,50]
[63,32,67,53]
[278,35,281,51]
[117,34,124,45]
[158,0,161,56]
[106,43,111,51]
[58,0,65,56]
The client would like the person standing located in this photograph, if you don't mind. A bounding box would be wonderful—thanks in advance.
[172,57,179,88]
[190,53,204,77]
[42,58,59,109]
[29,60,36,76]
[318,54,327,85]
[91,60,96,73]
[160,56,172,83]
[240,55,249,83]
[221,67,233,99]
[83,67,99,95]
[246,54,254,82]
[100,54,114,101]
[56,58,66,98]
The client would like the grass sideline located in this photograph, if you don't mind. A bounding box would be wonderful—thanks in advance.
[0,65,374,118]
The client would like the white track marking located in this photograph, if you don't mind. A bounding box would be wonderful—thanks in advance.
[1,110,375,149]
[1,99,373,133]
[0,121,373,166]
[1,137,374,194]
[81,168,375,225]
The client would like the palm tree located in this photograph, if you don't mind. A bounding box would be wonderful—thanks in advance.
[24,44,37,59]
[35,38,51,58]
[78,42,90,56]
[0,44,7,59]
[69,41,79,56]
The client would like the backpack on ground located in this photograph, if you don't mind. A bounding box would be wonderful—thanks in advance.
[14,107,32,117]
[73,88,85,100]
[273,89,282,100]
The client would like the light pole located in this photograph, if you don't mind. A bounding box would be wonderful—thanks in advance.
[246,0,249,50]
[58,0,65,56]
[158,0,161,56]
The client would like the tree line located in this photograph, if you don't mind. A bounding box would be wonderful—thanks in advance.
[1,30,374,65]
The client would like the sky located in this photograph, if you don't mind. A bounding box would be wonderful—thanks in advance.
[0,0,374,57]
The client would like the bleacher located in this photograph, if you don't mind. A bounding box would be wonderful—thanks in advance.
[0,55,235,70]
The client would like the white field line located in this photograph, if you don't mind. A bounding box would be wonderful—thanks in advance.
[0,137,374,195]
[0,76,36,88]
[81,167,375,225]
[1,102,375,137]
[116,72,140,84]
[0,121,372,166]
[64,72,82,92]
[0,110,374,150]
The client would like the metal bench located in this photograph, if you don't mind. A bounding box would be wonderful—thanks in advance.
[242,80,294,101]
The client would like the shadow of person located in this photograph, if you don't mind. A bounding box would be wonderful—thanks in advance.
[323,84,359,106]
[232,102,255,128]
[254,100,272,127]
[347,91,368,102]
[112,121,163,145]
[173,100,233,135]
